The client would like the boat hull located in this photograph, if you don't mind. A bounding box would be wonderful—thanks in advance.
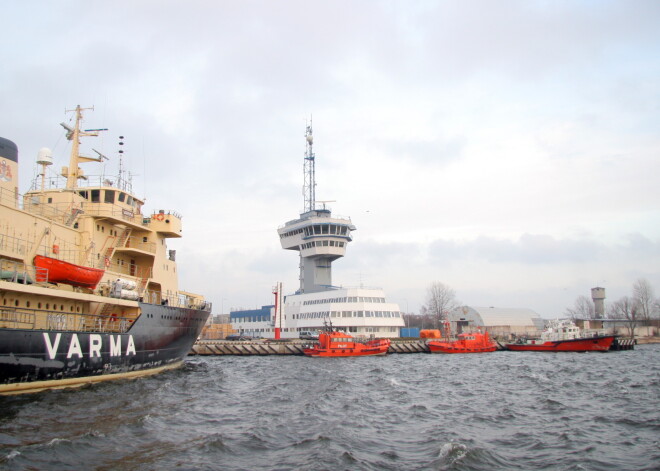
[0,302,209,395]
[427,331,497,354]
[33,255,105,289]
[505,335,616,352]
[428,342,497,354]
[303,345,390,357]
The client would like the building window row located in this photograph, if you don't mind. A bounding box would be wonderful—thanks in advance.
[303,296,386,306]
[280,224,350,239]
[280,228,304,239]
[304,224,349,237]
[301,240,345,249]
[234,315,271,323]
[293,310,400,319]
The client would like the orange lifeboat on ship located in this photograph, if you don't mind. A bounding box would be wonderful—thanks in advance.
[33,255,105,289]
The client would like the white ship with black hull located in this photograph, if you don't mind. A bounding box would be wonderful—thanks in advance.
[0,106,211,395]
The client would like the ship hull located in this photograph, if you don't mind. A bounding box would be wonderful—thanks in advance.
[0,302,209,395]
[505,335,616,352]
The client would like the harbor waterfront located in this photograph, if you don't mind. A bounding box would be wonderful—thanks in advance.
[1,344,658,470]
[190,337,638,356]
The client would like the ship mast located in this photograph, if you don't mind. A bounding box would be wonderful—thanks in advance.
[303,119,316,212]
[62,105,106,189]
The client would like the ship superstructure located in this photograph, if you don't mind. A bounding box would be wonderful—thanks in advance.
[232,122,403,339]
[0,106,211,394]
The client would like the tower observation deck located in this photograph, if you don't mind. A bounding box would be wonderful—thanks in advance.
[277,122,355,293]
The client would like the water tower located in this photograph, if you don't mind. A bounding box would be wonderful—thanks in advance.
[591,287,606,319]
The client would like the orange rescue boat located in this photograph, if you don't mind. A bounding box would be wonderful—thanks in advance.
[303,328,390,357]
[427,330,498,354]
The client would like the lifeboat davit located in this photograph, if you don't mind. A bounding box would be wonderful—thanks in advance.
[427,330,497,354]
[303,329,390,357]
[34,255,105,289]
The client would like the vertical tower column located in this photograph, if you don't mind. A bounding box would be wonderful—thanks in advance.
[591,287,606,319]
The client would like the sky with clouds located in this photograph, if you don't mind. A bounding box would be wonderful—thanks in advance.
[2,1,659,317]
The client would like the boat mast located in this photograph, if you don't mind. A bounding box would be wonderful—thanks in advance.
[62,105,105,189]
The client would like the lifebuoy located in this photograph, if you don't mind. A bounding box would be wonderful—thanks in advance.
[104,257,110,267]
[155,213,164,221]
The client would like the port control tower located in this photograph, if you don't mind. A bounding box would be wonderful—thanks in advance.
[277,122,355,293]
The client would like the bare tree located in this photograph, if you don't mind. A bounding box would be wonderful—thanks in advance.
[422,282,459,329]
[564,295,595,320]
[608,296,640,339]
[633,278,655,321]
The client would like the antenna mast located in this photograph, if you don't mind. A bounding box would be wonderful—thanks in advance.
[303,119,316,212]
[62,105,105,189]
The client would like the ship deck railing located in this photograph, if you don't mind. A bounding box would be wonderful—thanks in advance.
[1,257,209,313]
[139,287,212,312]
[28,173,136,194]
[121,236,157,254]
[0,258,47,284]
[0,307,132,334]
[5,182,180,229]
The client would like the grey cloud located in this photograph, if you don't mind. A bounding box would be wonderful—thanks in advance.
[428,233,660,265]
[376,135,466,165]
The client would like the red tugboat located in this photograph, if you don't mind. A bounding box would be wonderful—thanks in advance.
[505,319,616,352]
[303,322,390,357]
[427,329,497,354]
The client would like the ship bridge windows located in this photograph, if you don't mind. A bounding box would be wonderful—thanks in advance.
[104,190,115,204]
[91,189,101,203]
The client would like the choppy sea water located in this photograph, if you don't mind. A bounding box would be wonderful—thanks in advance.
[1,345,658,471]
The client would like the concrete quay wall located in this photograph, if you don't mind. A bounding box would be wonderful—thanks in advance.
[191,339,431,356]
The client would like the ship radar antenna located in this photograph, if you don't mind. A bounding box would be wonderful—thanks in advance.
[303,117,316,212]
[115,135,133,193]
[118,136,125,190]
[36,148,53,191]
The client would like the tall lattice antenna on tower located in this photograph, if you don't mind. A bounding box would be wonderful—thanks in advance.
[303,119,316,212]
